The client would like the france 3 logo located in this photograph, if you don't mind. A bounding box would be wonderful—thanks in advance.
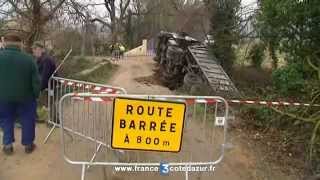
[159,162,170,175]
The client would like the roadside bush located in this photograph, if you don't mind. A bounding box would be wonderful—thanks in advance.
[240,106,273,128]
[272,63,305,96]
[248,43,265,69]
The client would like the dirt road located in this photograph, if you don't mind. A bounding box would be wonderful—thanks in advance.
[0,56,298,180]
[109,56,173,95]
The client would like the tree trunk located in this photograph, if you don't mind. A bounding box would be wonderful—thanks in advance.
[25,0,42,52]
[81,23,87,56]
[110,1,117,44]
[269,42,278,69]
[90,33,95,56]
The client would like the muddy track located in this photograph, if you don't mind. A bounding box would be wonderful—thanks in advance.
[109,57,173,95]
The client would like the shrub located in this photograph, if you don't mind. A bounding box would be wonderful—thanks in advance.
[272,63,305,96]
[248,42,265,69]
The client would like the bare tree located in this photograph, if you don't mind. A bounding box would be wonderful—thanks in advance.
[4,0,67,51]
[90,0,131,43]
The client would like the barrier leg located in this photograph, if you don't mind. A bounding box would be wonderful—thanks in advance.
[43,124,57,144]
[81,164,86,180]
[87,143,103,170]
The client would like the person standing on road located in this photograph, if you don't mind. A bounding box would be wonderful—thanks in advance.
[32,42,58,125]
[0,33,40,155]
[119,43,126,59]
[32,42,57,94]
[114,43,121,60]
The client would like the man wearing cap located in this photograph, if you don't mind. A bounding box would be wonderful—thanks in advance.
[32,42,57,93]
[0,33,40,155]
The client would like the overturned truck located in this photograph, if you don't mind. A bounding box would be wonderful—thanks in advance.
[154,31,239,97]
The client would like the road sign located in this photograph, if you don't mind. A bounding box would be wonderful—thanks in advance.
[112,98,186,152]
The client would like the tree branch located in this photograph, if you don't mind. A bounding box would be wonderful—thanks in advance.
[68,0,86,20]
[131,1,160,16]
[40,0,52,7]
[119,0,130,22]
[270,107,316,124]
[309,119,320,159]
[91,18,112,29]
[44,0,66,22]
[104,0,112,14]
[83,3,105,7]
[307,54,320,81]
[7,0,30,18]
[23,0,30,10]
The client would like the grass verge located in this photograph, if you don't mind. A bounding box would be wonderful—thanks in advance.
[71,61,118,84]
[58,56,98,78]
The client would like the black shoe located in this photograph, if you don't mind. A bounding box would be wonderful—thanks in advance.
[3,145,13,155]
[25,144,36,154]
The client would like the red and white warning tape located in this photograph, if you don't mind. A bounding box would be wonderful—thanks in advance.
[71,94,320,107]
[58,79,123,94]
[56,79,319,107]
[227,99,320,107]
[152,97,320,107]
[71,96,221,104]
[185,99,319,107]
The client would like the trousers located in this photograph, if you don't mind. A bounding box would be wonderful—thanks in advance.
[0,99,37,145]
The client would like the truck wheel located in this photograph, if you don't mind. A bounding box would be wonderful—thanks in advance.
[183,72,203,89]
[153,56,159,62]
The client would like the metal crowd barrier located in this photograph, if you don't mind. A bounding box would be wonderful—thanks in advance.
[44,76,127,143]
[59,93,229,180]
[110,51,155,60]
[123,51,155,57]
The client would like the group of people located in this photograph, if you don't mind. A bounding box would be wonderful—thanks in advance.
[0,32,57,155]
[110,43,126,60]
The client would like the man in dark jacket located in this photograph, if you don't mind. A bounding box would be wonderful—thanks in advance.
[32,42,57,125]
[32,42,57,91]
[0,33,40,155]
